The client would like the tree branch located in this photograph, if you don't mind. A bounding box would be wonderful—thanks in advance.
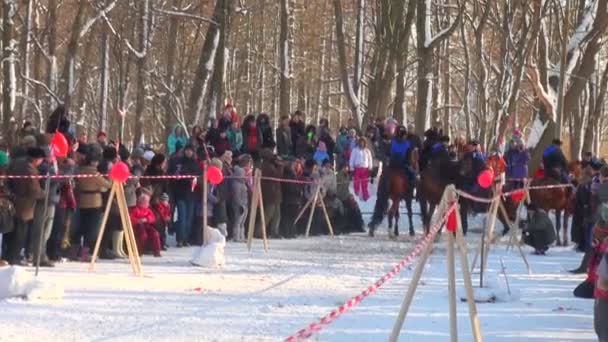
[152,7,217,25]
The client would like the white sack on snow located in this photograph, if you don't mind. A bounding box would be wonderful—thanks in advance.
[0,266,63,301]
[190,227,226,268]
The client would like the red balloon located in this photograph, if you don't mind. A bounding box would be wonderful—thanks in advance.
[477,169,495,189]
[207,165,224,185]
[511,190,526,202]
[447,209,457,232]
[51,132,69,158]
[110,162,130,183]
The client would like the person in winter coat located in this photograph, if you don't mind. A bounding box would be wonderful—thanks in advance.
[260,149,285,238]
[257,113,275,149]
[168,144,201,247]
[226,120,243,154]
[152,193,171,250]
[241,115,259,158]
[317,118,335,163]
[595,251,608,341]
[189,126,205,150]
[336,127,349,166]
[505,140,531,190]
[279,160,304,238]
[214,153,232,237]
[29,145,61,267]
[522,204,556,255]
[48,157,77,261]
[72,150,111,261]
[542,139,569,182]
[231,164,249,242]
[213,130,231,158]
[4,148,45,265]
[290,111,306,156]
[142,153,168,200]
[167,124,188,156]
[276,116,293,159]
[350,138,373,201]
[130,192,161,257]
[313,141,330,166]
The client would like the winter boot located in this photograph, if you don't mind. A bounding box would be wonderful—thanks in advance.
[573,280,595,299]
[112,231,127,259]
[570,249,591,274]
[68,245,80,261]
[217,223,228,237]
[79,247,91,262]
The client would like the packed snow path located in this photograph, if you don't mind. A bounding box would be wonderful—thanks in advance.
[0,231,595,342]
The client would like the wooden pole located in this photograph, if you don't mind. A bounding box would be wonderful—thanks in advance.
[116,183,143,277]
[89,182,117,272]
[499,202,531,274]
[319,193,335,237]
[292,193,315,225]
[389,237,435,342]
[246,169,260,251]
[304,184,321,238]
[202,166,209,246]
[454,202,483,342]
[256,171,269,252]
[447,230,458,342]
[471,195,499,272]
[115,183,138,276]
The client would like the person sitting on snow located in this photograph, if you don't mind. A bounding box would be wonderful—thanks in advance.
[522,203,556,255]
[130,192,161,257]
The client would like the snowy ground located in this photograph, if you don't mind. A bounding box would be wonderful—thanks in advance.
[0,184,596,342]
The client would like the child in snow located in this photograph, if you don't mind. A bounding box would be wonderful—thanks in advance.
[349,137,373,201]
[130,192,161,257]
[313,141,330,166]
[153,193,171,251]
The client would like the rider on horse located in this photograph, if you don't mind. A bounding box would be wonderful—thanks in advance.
[542,139,569,183]
[389,126,416,184]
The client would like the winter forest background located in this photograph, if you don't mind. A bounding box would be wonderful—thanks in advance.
[1,0,608,173]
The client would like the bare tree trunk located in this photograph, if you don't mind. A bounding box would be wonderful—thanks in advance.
[2,0,17,134]
[333,0,362,127]
[99,26,110,133]
[19,0,34,121]
[60,1,87,113]
[186,0,224,124]
[133,0,150,147]
[163,0,180,138]
[583,58,608,153]
[47,0,59,114]
[279,0,292,117]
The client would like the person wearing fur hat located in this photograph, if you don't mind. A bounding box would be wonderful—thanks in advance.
[70,149,111,262]
[3,148,46,265]
[130,192,161,257]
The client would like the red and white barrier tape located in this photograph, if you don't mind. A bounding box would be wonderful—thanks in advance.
[284,204,456,342]
[456,183,573,204]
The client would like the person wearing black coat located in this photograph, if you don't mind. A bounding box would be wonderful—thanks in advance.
[276,116,293,159]
[290,111,306,156]
[256,113,275,149]
[167,145,201,247]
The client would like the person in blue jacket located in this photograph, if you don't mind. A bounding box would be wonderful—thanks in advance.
[542,139,569,183]
[389,126,415,183]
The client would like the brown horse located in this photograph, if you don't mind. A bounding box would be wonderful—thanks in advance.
[386,149,419,237]
[529,162,578,246]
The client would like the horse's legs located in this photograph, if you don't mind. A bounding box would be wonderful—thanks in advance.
[406,196,415,236]
[460,200,469,235]
[420,199,429,234]
[388,211,393,238]
[394,206,400,237]
[563,212,570,247]
[555,210,562,246]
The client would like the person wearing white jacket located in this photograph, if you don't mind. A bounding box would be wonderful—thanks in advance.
[349,138,373,201]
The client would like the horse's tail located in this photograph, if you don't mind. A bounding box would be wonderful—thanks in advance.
[369,173,390,229]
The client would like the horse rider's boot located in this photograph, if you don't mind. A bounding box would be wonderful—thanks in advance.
[570,248,591,274]
[112,231,127,258]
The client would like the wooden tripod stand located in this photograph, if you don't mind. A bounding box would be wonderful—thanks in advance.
[390,185,482,342]
[89,181,143,277]
[246,169,269,252]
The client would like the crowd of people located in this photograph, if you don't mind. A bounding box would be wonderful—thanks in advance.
[0,105,374,268]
